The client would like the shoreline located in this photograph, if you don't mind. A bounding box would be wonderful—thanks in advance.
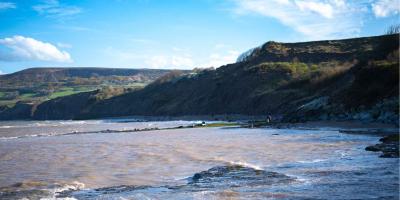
[266,120,399,136]
[100,115,399,131]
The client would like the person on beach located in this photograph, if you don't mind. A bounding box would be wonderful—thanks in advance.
[266,115,272,123]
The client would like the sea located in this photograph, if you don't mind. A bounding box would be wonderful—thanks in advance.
[0,119,398,199]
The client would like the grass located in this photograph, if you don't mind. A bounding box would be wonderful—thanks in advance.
[0,100,16,107]
[49,88,81,99]
[20,93,36,99]
[125,82,147,88]
[0,84,138,107]
[251,62,321,79]
[48,86,96,99]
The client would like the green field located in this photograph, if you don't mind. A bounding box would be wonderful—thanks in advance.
[0,84,149,107]
[48,87,94,99]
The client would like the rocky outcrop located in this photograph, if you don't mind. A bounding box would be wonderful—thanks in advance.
[366,134,399,158]
[57,164,295,199]
[284,97,399,125]
[189,165,294,188]
[32,91,97,120]
[0,102,35,120]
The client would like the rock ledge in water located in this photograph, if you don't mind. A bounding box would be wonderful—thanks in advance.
[189,165,295,188]
[366,134,399,158]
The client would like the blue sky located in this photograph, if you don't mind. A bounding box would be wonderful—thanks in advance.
[0,0,399,74]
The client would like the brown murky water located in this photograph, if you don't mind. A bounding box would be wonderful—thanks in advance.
[0,120,398,199]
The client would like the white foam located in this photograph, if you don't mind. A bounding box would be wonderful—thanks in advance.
[38,181,85,200]
[297,159,327,164]
[53,181,85,193]
[210,157,264,170]
[228,161,264,170]
[40,197,78,200]
[0,136,19,140]
[0,125,14,128]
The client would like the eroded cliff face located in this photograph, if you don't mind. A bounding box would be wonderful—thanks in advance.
[1,34,398,124]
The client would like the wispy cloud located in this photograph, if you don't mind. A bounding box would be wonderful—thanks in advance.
[33,0,82,18]
[56,42,72,48]
[55,25,93,32]
[232,0,368,40]
[372,0,400,17]
[0,2,16,10]
[0,35,72,62]
[129,38,158,45]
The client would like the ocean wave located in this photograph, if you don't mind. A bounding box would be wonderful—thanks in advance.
[56,165,296,199]
[0,133,57,140]
[52,181,85,194]
[297,159,327,164]
[210,157,264,171]
[41,181,84,200]
[0,125,182,141]
[0,181,84,200]
[0,125,14,129]
[227,161,264,170]
[0,136,19,140]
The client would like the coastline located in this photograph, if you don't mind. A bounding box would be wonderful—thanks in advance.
[267,120,399,135]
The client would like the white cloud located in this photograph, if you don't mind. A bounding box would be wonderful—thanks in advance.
[232,0,367,40]
[0,35,72,62]
[103,45,240,69]
[200,50,240,68]
[171,55,194,67]
[103,47,195,69]
[0,2,16,10]
[145,55,169,68]
[145,55,194,69]
[33,0,81,18]
[372,0,400,17]
[144,51,238,69]
[0,70,3,75]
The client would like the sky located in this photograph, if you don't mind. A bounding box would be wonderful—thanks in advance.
[0,0,399,74]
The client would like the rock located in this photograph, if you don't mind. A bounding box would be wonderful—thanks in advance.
[365,145,381,152]
[0,102,35,120]
[365,134,399,158]
[189,165,294,188]
[379,134,399,143]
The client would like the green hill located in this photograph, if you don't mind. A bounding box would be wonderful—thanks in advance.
[0,67,174,107]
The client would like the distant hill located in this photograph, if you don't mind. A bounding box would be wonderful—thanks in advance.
[1,34,399,124]
[0,67,175,107]
[0,67,170,84]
